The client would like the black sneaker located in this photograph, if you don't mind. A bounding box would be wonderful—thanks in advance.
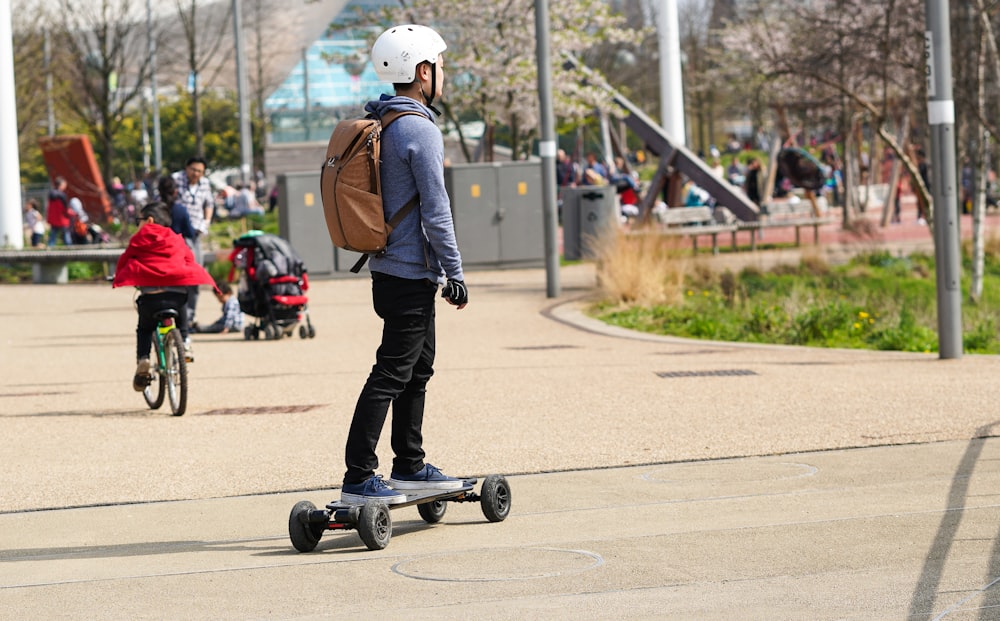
[340,475,406,505]
[389,464,463,490]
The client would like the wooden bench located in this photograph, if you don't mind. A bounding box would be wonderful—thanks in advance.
[653,206,738,255]
[0,247,125,283]
[730,195,836,250]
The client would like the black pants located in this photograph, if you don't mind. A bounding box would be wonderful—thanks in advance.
[136,291,190,360]
[183,235,202,325]
[344,273,437,485]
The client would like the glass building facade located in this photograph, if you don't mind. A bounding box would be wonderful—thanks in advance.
[265,2,394,143]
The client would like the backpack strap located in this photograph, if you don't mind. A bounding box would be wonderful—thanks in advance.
[349,195,419,273]
[350,110,429,274]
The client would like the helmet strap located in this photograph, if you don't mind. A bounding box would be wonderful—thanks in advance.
[421,63,442,116]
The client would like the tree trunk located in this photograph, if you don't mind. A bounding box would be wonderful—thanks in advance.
[192,72,204,157]
[841,115,858,224]
[484,124,495,163]
[880,112,909,227]
[510,112,520,161]
[971,33,987,303]
[441,102,472,163]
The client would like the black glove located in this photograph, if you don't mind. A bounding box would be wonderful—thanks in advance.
[441,278,468,306]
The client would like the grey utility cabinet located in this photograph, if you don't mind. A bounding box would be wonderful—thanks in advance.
[278,171,367,275]
[445,161,544,267]
[280,161,547,276]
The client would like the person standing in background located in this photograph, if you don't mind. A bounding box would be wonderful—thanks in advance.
[171,157,214,327]
[46,176,71,247]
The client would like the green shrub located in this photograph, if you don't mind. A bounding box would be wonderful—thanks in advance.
[592,251,1000,355]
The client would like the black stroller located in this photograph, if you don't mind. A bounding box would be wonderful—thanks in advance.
[228,231,316,340]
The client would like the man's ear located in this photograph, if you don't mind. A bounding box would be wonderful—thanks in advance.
[417,61,432,82]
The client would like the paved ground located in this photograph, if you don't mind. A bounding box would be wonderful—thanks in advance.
[3,208,1000,619]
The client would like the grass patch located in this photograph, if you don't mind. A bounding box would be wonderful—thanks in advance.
[590,226,1000,355]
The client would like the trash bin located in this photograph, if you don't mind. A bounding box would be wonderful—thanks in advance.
[561,185,618,260]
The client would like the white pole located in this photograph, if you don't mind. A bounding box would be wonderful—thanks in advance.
[0,0,24,249]
[233,0,252,184]
[657,0,686,146]
[146,0,162,172]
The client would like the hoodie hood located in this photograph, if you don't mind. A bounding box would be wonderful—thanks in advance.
[113,224,216,289]
[364,94,436,122]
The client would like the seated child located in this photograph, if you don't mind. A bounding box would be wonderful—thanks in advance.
[113,201,216,391]
[194,281,243,334]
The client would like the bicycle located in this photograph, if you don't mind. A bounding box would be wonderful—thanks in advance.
[138,308,188,416]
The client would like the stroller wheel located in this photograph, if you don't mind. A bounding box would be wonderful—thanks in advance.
[244,327,253,341]
[309,326,316,338]
[299,325,307,339]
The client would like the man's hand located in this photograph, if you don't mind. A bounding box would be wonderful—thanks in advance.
[441,278,468,309]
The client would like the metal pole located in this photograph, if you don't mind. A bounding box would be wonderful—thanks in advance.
[535,0,560,298]
[141,92,150,172]
[657,0,686,145]
[925,0,963,359]
[146,0,161,172]
[302,47,310,142]
[44,27,54,136]
[233,0,252,184]
[0,0,23,249]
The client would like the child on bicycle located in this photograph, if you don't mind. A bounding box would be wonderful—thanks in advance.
[113,200,216,391]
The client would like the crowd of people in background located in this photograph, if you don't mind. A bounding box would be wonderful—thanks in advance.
[23,166,277,249]
[552,129,955,227]
[26,130,980,250]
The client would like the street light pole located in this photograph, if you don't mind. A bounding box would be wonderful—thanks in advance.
[146,0,161,172]
[657,0,686,145]
[0,0,23,249]
[233,0,253,185]
[924,0,963,359]
[535,0,560,298]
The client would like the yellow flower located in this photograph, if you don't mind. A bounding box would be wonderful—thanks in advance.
[853,322,862,330]
[687,290,693,296]
[858,311,870,319]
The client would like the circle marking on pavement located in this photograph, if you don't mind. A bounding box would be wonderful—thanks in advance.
[391,547,604,582]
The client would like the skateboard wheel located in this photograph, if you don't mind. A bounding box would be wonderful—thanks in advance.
[289,500,325,553]
[480,474,511,522]
[358,502,392,550]
[417,499,448,524]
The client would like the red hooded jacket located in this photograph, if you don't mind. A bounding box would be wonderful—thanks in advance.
[113,223,216,289]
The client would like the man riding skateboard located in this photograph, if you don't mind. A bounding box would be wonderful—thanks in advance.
[339,24,469,505]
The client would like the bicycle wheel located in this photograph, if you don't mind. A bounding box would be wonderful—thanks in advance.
[143,336,166,410]
[164,329,188,416]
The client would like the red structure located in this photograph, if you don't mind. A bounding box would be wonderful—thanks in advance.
[38,135,111,223]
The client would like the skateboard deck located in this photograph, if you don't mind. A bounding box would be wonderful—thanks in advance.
[289,474,510,552]
[324,478,476,513]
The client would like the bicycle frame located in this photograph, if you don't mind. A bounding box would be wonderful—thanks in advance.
[153,318,174,370]
[142,311,187,416]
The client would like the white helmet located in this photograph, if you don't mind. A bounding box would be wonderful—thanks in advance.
[371,24,447,83]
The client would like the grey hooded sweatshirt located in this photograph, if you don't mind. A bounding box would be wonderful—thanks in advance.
[363,95,464,284]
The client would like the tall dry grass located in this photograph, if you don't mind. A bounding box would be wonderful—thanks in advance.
[589,224,691,307]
